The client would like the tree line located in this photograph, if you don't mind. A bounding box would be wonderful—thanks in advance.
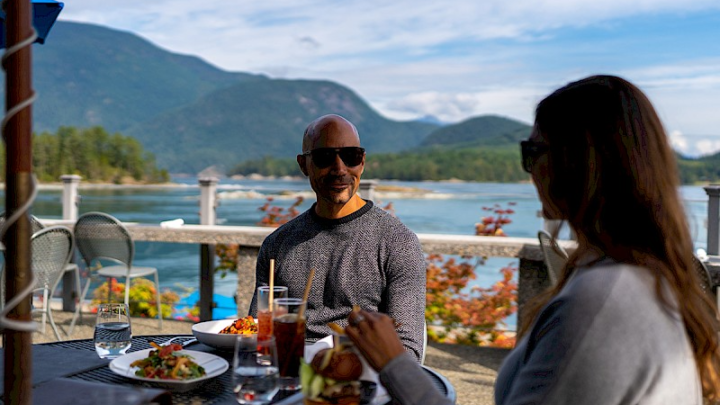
[229,147,720,184]
[0,126,169,183]
[229,147,530,183]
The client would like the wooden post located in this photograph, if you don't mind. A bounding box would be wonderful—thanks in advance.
[705,185,720,256]
[199,177,218,321]
[3,0,35,403]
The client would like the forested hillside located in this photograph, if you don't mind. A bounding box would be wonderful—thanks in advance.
[0,127,169,184]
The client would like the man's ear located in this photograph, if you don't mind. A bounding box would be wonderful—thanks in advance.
[297,155,309,176]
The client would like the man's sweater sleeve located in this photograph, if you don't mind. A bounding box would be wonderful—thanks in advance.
[384,228,426,362]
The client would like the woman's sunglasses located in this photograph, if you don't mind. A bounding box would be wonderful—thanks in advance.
[520,141,550,173]
[302,147,365,169]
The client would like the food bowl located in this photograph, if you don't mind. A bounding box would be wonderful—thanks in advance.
[191,319,256,350]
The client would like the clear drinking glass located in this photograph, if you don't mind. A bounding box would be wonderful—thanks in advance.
[256,286,288,342]
[233,334,280,405]
[272,298,306,391]
[94,303,132,359]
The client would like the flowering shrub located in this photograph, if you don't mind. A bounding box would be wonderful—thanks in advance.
[257,196,304,227]
[91,278,180,319]
[425,255,517,347]
[475,202,516,236]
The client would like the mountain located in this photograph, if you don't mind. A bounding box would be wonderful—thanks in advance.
[420,115,531,148]
[22,21,437,173]
[125,79,438,173]
[31,21,265,134]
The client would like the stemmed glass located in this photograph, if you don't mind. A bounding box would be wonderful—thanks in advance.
[94,303,132,359]
[233,334,280,405]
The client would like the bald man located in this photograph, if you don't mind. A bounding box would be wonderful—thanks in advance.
[249,114,426,361]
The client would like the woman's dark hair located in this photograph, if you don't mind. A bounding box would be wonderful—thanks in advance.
[518,75,720,399]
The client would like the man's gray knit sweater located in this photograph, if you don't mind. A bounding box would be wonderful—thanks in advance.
[249,201,426,361]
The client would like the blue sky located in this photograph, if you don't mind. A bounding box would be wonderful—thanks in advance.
[60,1,720,156]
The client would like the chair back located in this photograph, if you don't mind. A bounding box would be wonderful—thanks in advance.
[31,226,74,290]
[74,212,134,270]
[0,212,45,235]
[538,230,569,286]
[692,254,716,301]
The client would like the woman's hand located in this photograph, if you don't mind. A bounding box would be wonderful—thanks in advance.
[345,309,406,372]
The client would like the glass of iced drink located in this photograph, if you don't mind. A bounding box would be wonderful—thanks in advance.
[233,334,280,404]
[272,298,306,391]
[257,286,288,342]
[94,303,132,359]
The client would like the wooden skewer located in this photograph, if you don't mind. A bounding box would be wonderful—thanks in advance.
[297,268,315,320]
[269,259,275,311]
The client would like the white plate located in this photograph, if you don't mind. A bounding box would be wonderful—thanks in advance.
[109,349,229,392]
[192,319,257,350]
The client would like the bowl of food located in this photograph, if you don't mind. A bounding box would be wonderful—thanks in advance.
[301,337,366,405]
[191,316,257,350]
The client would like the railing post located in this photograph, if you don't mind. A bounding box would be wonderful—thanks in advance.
[60,174,81,312]
[199,177,219,321]
[60,174,81,221]
[359,179,378,201]
[705,186,720,255]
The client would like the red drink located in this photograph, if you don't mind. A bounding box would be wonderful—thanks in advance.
[274,313,306,381]
[257,310,273,341]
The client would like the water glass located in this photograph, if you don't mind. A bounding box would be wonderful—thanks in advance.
[94,303,132,359]
[273,298,306,391]
[233,334,280,405]
[256,286,288,341]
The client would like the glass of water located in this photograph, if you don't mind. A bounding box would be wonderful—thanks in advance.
[94,303,132,359]
[233,334,280,405]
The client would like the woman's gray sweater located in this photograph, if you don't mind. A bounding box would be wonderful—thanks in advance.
[378,261,702,405]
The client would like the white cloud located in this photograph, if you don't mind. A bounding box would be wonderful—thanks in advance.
[670,130,689,154]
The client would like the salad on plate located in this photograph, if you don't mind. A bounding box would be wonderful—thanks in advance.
[130,342,206,380]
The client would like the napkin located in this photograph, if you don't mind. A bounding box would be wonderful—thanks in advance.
[33,378,171,405]
[304,335,389,402]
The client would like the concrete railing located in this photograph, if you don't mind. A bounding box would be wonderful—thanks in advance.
[60,177,720,326]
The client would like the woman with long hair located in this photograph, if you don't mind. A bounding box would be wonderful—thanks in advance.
[345,75,720,404]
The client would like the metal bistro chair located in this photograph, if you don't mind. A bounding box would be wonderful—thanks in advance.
[692,254,717,306]
[538,230,569,286]
[73,212,162,330]
[0,213,83,334]
[0,213,49,306]
[31,225,75,341]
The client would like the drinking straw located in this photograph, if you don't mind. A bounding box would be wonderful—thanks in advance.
[269,259,275,311]
[297,268,315,321]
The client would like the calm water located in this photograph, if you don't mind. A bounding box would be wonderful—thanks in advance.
[18,177,714,325]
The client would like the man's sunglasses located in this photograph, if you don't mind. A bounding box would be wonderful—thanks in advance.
[520,141,550,173]
[302,147,365,169]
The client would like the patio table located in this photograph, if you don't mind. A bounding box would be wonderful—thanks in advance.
[11,335,455,405]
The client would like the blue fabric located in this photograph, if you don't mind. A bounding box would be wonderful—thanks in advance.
[0,0,64,48]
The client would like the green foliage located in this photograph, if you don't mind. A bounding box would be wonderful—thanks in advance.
[0,126,169,183]
[230,146,528,182]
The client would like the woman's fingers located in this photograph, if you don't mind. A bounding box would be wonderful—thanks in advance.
[346,310,406,371]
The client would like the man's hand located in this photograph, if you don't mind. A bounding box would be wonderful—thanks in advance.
[345,309,406,372]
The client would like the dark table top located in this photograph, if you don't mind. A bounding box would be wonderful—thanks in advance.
[28,335,455,405]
